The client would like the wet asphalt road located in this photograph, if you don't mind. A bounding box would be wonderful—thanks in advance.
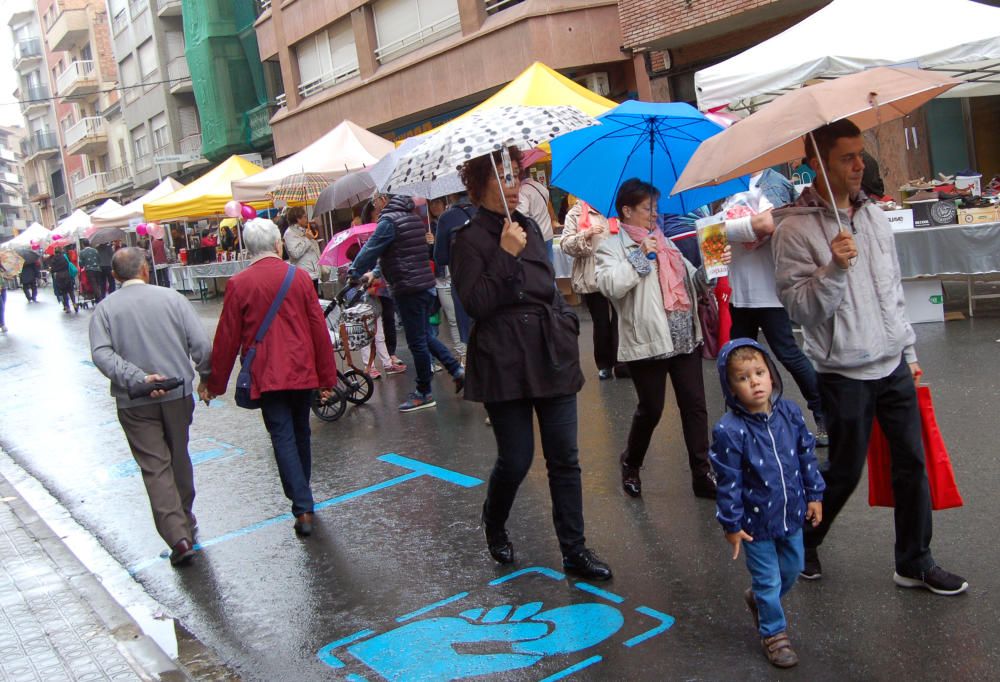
[0,283,998,681]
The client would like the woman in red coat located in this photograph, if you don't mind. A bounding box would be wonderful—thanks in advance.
[201,218,336,536]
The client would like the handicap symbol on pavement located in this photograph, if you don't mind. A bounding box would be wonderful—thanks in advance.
[318,567,675,681]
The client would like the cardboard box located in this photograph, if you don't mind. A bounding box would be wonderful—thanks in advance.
[884,208,914,231]
[957,206,999,225]
[902,280,944,324]
[907,200,957,228]
[955,174,982,196]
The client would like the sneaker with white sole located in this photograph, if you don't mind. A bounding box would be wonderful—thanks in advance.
[399,391,436,412]
[893,565,968,595]
[800,546,822,580]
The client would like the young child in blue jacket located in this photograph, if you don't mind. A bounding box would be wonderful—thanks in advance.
[710,338,825,669]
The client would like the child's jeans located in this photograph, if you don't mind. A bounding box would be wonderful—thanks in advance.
[361,315,392,370]
[743,529,804,637]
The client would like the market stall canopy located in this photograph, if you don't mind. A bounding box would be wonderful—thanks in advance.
[230,120,395,203]
[89,199,123,224]
[695,0,1000,111]
[6,222,49,248]
[92,177,185,229]
[144,156,267,222]
[55,209,92,240]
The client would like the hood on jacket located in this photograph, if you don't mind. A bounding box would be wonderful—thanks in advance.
[716,337,783,416]
[382,194,416,216]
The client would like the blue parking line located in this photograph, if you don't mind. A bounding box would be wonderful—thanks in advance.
[489,566,565,585]
[539,655,603,681]
[108,439,245,479]
[378,453,483,487]
[396,592,469,623]
[315,472,422,511]
[623,606,675,647]
[316,629,375,668]
[574,582,625,603]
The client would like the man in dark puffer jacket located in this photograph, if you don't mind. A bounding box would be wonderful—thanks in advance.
[349,193,464,412]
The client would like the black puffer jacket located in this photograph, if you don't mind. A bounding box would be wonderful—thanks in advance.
[379,195,436,296]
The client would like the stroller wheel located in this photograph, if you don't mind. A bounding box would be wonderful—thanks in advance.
[311,386,347,422]
[342,369,374,405]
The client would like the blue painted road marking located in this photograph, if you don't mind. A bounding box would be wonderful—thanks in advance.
[128,453,483,574]
[574,582,625,604]
[107,437,245,480]
[396,592,470,623]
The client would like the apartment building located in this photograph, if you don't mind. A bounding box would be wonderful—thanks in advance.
[252,0,634,156]
[107,0,205,190]
[0,126,30,238]
[38,0,132,211]
[9,3,70,226]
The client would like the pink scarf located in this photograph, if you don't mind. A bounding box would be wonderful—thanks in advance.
[620,222,691,313]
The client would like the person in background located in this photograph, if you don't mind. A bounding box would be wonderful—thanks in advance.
[428,194,468,363]
[560,199,627,381]
[595,178,721,501]
[151,235,170,287]
[517,170,558,261]
[452,147,612,581]
[20,253,39,303]
[89,247,212,567]
[203,219,337,537]
[283,206,322,293]
[0,260,14,333]
[47,246,78,314]
[79,239,104,303]
[434,193,475,346]
[361,200,406,370]
[97,241,116,296]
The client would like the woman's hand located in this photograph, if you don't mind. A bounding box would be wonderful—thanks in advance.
[500,219,527,257]
[721,244,732,265]
[640,236,658,256]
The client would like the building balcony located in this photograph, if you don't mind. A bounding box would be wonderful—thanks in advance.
[22,131,60,162]
[112,8,129,36]
[19,85,51,116]
[245,102,275,148]
[129,0,150,20]
[45,7,90,53]
[56,60,100,99]
[1,171,20,185]
[73,172,112,205]
[156,0,182,18]
[104,164,133,191]
[64,117,108,157]
[167,57,192,94]
[28,182,51,201]
[0,148,16,163]
[13,38,43,70]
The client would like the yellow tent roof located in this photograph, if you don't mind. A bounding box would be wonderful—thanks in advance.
[144,155,269,222]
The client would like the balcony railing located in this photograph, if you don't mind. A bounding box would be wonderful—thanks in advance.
[297,63,360,99]
[23,131,59,159]
[2,171,20,185]
[129,0,149,19]
[73,172,109,199]
[56,60,96,96]
[28,182,50,199]
[104,164,133,188]
[112,8,129,35]
[64,116,106,150]
[179,133,202,156]
[156,0,182,17]
[245,102,276,146]
[13,38,42,67]
[167,57,191,92]
[254,0,273,16]
[19,85,50,113]
[374,12,460,63]
[275,92,287,108]
[485,0,525,15]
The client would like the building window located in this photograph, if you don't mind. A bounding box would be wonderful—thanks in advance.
[132,127,150,169]
[137,39,158,82]
[150,113,168,151]
[373,0,460,64]
[294,21,359,99]
[119,54,138,103]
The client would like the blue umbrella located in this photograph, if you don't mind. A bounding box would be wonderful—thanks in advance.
[550,100,750,217]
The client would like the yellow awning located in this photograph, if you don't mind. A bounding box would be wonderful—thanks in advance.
[144,155,270,222]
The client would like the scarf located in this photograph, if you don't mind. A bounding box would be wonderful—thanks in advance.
[578,201,619,234]
[620,222,690,313]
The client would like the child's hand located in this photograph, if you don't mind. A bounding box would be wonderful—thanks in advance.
[806,501,823,527]
[725,530,753,560]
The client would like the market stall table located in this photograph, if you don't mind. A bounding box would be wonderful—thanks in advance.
[169,260,250,301]
[894,221,1000,316]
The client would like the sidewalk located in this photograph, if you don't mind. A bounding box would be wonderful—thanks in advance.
[0,474,184,681]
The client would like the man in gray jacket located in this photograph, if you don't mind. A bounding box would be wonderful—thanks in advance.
[773,119,966,595]
[89,248,212,567]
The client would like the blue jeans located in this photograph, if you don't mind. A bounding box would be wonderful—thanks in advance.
[743,529,804,637]
[259,389,314,516]
[395,290,461,395]
[729,306,823,423]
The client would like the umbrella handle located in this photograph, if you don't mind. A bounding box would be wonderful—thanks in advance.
[490,159,513,223]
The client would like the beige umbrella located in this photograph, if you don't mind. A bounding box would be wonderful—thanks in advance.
[673,67,961,194]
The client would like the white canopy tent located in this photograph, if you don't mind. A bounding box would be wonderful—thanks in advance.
[230,119,395,203]
[91,177,185,230]
[695,0,1000,112]
[89,199,123,224]
[5,222,49,248]
[54,210,92,240]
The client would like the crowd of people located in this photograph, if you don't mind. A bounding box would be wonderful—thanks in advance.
[74,119,967,670]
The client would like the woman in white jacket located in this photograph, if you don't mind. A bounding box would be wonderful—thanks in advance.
[595,178,719,500]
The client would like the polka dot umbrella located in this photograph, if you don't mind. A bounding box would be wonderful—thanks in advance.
[382,105,599,207]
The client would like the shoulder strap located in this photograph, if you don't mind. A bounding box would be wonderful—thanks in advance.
[255,264,296,343]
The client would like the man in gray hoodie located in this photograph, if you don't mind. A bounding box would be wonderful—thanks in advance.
[772,119,966,596]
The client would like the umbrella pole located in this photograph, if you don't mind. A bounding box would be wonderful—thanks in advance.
[490,162,513,222]
[808,131,846,236]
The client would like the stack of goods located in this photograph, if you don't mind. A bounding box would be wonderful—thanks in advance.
[896,172,999,227]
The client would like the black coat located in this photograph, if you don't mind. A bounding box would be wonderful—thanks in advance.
[452,207,583,403]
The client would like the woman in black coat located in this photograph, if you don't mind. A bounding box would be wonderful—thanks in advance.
[20,259,39,302]
[451,147,611,581]
[46,247,77,313]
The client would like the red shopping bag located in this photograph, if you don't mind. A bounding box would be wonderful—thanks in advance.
[867,384,963,510]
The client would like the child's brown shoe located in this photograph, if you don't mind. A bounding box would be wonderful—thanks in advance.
[762,632,799,668]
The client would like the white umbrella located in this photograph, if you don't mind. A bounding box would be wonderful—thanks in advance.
[369,136,466,199]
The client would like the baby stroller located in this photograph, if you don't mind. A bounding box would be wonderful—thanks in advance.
[76,270,98,309]
[310,285,378,422]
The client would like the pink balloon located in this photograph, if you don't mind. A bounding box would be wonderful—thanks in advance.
[51,233,62,240]
[240,204,257,220]
[136,224,148,237]
[30,240,39,249]
[224,200,241,218]
[148,222,164,239]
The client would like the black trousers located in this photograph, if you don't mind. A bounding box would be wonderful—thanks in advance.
[100,266,116,295]
[22,281,37,302]
[483,394,585,555]
[582,292,619,371]
[624,352,711,479]
[805,359,933,574]
[380,295,397,357]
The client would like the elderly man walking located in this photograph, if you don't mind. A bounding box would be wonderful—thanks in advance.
[89,247,212,566]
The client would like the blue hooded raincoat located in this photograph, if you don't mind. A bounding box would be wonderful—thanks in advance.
[710,339,825,541]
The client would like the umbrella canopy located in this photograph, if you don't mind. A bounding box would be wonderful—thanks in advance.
[315,171,376,215]
[144,156,268,222]
[87,227,126,247]
[14,247,41,264]
[7,223,50,248]
[549,100,751,218]
[267,172,330,205]
[231,120,395,203]
[44,238,72,256]
[673,67,961,194]
[92,178,185,229]
[369,136,466,199]
[383,105,599,195]
[318,223,378,268]
[695,0,1000,111]
[0,249,24,278]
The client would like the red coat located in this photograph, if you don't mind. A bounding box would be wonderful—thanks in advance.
[207,257,336,398]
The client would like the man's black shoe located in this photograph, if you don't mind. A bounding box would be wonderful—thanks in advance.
[598,369,612,380]
[800,546,822,580]
[894,565,968,595]
[619,453,641,498]
[563,548,612,581]
[294,512,314,537]
[169,539,196,567]
[692,471,718,499]
[454,368,465,394]
[482,503,513,564]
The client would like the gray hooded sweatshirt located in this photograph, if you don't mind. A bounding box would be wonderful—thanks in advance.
[772,187,916,381]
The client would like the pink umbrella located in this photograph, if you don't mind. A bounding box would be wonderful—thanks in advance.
[319,223,377,268]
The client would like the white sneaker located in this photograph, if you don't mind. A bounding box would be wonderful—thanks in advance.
[0,325,7,334]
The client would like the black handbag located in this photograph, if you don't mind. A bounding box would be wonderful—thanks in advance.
[235,264,296,409]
